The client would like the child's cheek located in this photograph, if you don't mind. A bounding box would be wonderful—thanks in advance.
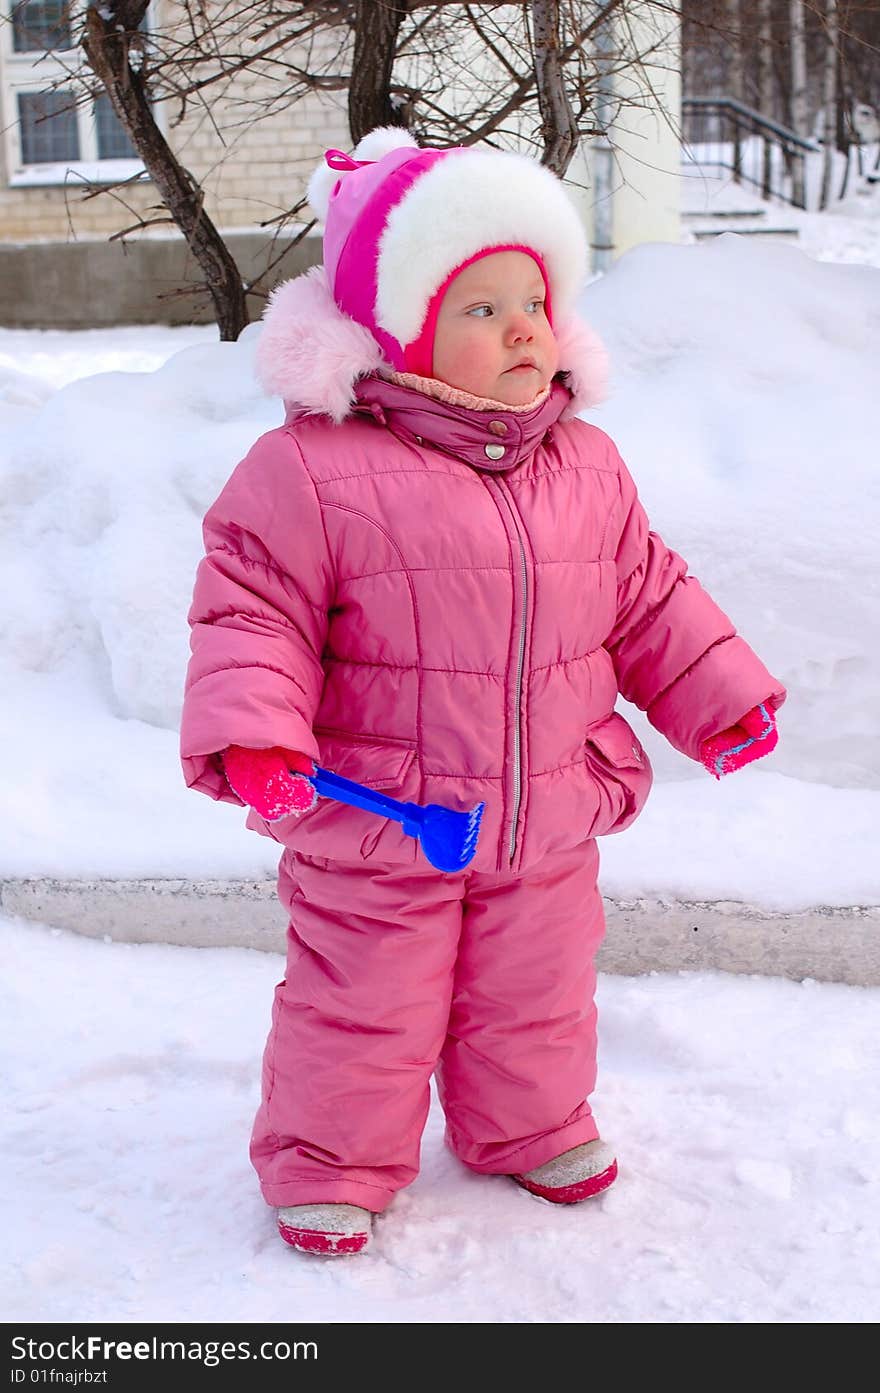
[533,315,559,379]
[471,337,498,376]
[439,328,490,394]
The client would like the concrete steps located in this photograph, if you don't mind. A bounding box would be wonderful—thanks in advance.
[682,207,800,243]
[679,166,801,242]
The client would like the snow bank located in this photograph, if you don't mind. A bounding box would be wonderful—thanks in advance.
[1,238,878,906]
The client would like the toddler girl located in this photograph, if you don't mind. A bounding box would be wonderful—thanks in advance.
[180,128,785,1257]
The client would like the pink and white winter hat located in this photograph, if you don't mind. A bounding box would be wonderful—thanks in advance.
[305,127,589,376]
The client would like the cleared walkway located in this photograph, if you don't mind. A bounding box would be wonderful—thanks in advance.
[2,877,877,986]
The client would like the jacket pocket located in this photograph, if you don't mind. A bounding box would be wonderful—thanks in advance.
[313,730,417,789]
[583,712,654,836]
[273,731,420,864]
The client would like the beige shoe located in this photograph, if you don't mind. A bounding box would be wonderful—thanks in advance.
[276,1202,373,1255]
[511,1139,618,1203]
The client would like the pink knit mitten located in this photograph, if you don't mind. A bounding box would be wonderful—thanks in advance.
[222,745,317,820]
[699,703,778,779]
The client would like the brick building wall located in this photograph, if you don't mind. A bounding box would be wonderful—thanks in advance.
[0,2,350,243]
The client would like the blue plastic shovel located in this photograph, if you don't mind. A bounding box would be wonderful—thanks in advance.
[301,765,485,874]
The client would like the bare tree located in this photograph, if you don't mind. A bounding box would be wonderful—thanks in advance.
[789,0,810,134]
[82,1,247,339]
[757,0,775,194]
[789,0,810,203]
[533,0,579,172]
[349,0,409,140]
[683,0,880,204]
[725,0,744,102]
[63,2,695,336]
[833,0,857,192]
[819,0,840,205]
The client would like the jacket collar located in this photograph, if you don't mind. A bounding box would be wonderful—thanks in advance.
[347,373,570,471]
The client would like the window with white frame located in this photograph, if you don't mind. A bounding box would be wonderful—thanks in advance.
[2,2,151,186]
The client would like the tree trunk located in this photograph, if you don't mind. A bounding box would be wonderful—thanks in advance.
[348,0,408,143]
[834,44,852,195]
[532,0,579,175]
[726,0,744,104]
[725,0,745,183]
[82,2,247,339]
[789,0,809,206]
[819,0,839,208]
[757,0,774,196]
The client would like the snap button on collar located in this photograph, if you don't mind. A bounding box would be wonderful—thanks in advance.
[484,443,505,460]
[488,420,508,436]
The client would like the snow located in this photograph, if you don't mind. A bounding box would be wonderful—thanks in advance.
[0,324,216,391]
[2,183,880,1324]
[4,910,878,1323]
[680,151,880,268]
[9,160,146,191]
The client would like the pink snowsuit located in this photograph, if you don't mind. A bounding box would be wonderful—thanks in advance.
[180,288,785,1213]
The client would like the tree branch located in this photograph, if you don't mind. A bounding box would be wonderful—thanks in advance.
[82,2,248,338]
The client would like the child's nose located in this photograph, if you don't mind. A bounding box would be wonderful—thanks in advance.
[506,314,534,343]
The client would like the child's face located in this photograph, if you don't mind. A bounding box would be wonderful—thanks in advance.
[431,250,559,405]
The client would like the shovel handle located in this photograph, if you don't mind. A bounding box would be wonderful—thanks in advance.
[304,765,424,833]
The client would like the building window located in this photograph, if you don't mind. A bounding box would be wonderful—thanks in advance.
[14,90,136,167]
[18,87,79,162]
[12,1,73,54]
[3,3,152,185]
[94,92,136,160]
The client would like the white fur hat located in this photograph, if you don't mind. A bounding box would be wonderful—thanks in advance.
[305,127,589,373]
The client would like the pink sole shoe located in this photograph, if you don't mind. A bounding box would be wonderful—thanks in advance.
[511,1139,618,1204]
[276,1203,373,1255]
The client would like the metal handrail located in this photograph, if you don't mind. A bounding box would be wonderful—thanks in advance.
[682,96,819,210]
[684,96,819,153]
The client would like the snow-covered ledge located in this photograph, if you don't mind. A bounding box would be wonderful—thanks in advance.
[1,878,877,987]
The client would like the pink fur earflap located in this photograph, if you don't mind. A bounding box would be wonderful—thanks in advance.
[555,315,609,419]
[254,264,609,423]
[254,266,388,424]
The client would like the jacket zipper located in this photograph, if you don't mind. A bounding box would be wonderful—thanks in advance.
[496,478,529,866]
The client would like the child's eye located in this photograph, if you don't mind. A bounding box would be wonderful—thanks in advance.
[468,305,493,317]
[526,298,545,314]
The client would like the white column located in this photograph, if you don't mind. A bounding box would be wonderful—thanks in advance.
[608,4,682,261]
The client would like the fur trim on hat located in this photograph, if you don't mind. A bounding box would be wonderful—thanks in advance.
[353,125,421,163]
[375,147,588,346]
[307,126,420,224]
[254,266,607,424]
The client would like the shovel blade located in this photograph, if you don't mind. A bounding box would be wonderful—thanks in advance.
[417,801,485,872]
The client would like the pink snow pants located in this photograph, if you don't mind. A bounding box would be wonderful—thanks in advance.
[250,839,606,1213]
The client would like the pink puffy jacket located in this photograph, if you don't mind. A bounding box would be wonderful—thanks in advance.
[180,269,785,875]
